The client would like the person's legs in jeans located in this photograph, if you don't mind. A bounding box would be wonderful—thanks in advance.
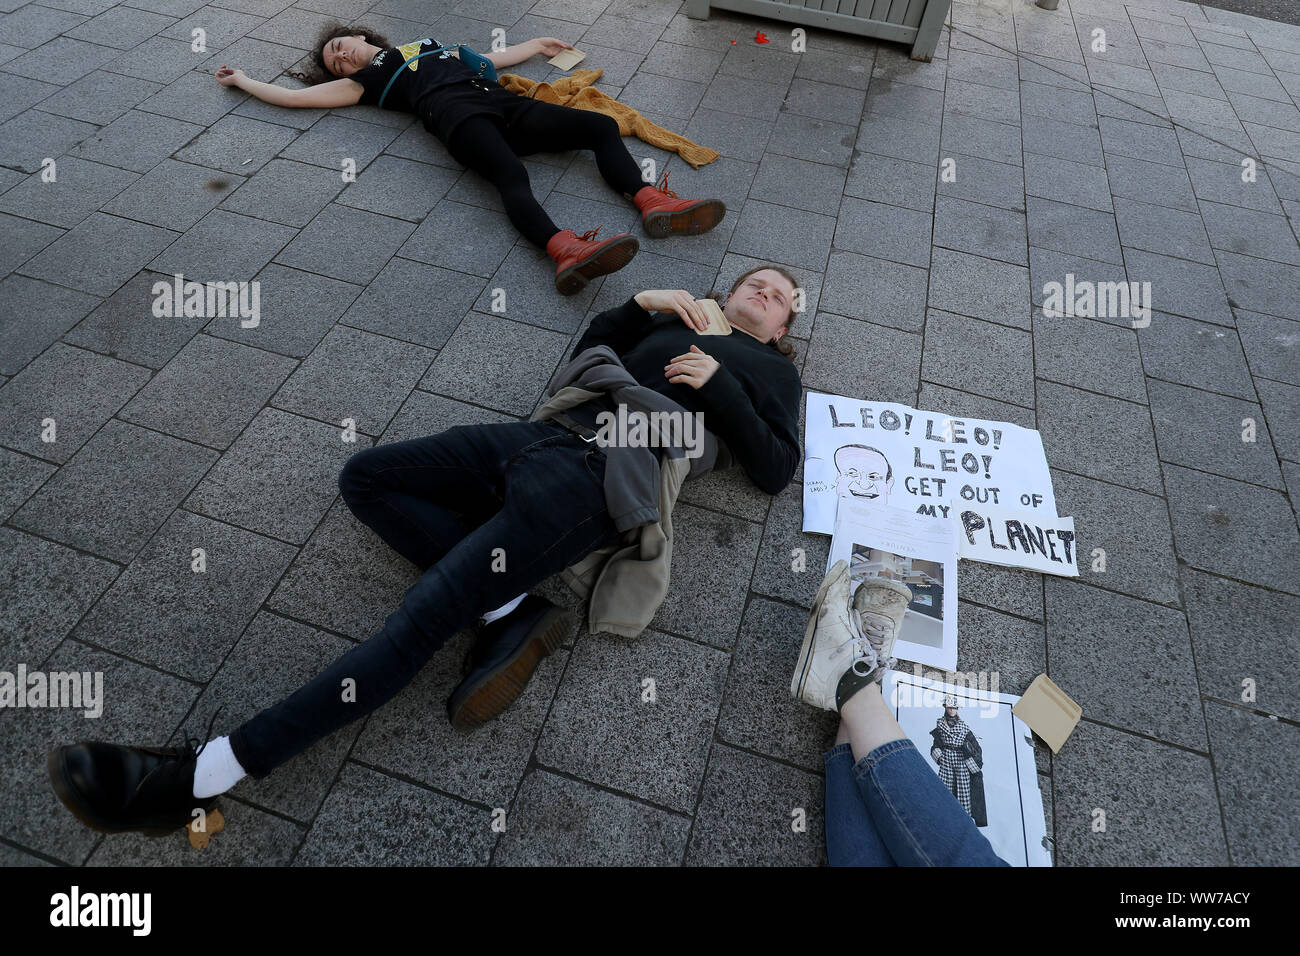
[823,723,895,866]
[839,687,1008,866]
[228,423,619,779]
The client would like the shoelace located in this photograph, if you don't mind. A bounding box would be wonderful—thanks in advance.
[578,227,602,242]
[184,705,226,759]
[653,171,678,199]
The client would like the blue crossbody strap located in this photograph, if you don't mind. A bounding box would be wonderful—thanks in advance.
[376,45,498,108]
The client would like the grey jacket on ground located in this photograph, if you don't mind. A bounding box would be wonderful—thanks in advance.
[532,345,729,637]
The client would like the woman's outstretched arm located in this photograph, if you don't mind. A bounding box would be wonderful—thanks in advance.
[486,37,574,70]
[215,66,364,108]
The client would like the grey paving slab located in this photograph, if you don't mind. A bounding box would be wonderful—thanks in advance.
[922,308,1034,408]
[647,503,761,648]
[0,445,55,523]
[932,196,1027,266]
[86,795,303,865]
[137,68,249,124]
[203,262,359,358]
[946,47,1019,91]
[0,157,138,230]
[58,271,202,369]
[101,35,200,84]
[10,417,215,563]
[0,3,89,46]
[928,247,1030,330]
[1182,567,1299,723]
[1215,250,1300,322]
[494,769,690,866]
[470,243,600,334]
[4,37,120,86]
[854,110,942,165]
[1137,311,1258,399]
[217,157,342,227]
[1200,199,1300,266]
[835,197,932,269]
[844,152,936,213]
[685,742,826,866]
[74,509,295,680]
[865,77,945,119]
[184,406,365,544]
[1204,702,1300,866]
[19,211,178,297]
[0,276,100,376]
[266,497,414,640]
[1020,80,1098,125]
[32,68,162,125]
[716,597,838,771]
[0,342,151,464]
[1163,462,1300,594]
[748,481,829,610]
[935,152,1025,211]
[69,108,204,173]
[683,108,771,165]
[748,153,845,219]
[537,628,728,812]
[941,114,1023,167]
[0,74,61,126]
[1026,196,1123,266]
[0,526,119,664]
[1023,153,1112,214]
[1256,377,1300,462]
[273,323,433,436]
[274,202,417,285]
[0,642,199,864]
[819,251,928,334]
[1125,247,1234,326]
[801,310,921,407]
[1236,310,1300,385]
[1184,155,1285,213]
[940,599,1046,698]
[1046,578,1204,748]
[1149,379,1284,487]
[1035,381,1163,494]
[1051,720,1227,866]
[119,333,296,448]
[98,158,239,231]
[419,311,567,416]
[1021,114,1106,169]
[396,199,515,278]
[337,256,481,351]
[1033,312,1146,403]
[296,762,494,865]
[1113,196,1216,265]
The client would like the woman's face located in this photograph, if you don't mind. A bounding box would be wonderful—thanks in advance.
[324,34,369,77]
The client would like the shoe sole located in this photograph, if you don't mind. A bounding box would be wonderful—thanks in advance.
[554,235,640,296]
[449,606,571,731]
[790,563,842,701]
[47,747,184,838]
[642,199,726,239]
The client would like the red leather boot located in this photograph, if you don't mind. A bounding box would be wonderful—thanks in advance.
[545,227,640,296]
[633,172,726,238]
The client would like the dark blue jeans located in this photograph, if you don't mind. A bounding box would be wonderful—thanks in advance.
[229,421,620,778]
[824,740,1010,866]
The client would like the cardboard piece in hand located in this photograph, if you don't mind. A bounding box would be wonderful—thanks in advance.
[547,48,587,70]
[694,297,732,336]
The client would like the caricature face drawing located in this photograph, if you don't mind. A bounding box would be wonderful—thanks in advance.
[834,445,893,505]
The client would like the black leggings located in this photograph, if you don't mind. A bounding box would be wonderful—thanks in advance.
[445,101,647,247]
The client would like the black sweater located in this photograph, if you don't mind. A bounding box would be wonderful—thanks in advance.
[571,297,802,495]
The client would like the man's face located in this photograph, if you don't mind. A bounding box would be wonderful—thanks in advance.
[835,447,892,504]
[945,706,959,717]
[723,269,795,343]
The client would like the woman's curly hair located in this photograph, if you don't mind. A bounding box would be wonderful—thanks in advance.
[286,21,392,86]
[705,264,801,362]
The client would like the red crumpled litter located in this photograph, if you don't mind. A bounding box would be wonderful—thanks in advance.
[755,30,770,44]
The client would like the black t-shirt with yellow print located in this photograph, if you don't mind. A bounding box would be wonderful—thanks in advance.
[350,38,519,141]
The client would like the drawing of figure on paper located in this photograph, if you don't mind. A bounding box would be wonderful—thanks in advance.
[834,444,894,506]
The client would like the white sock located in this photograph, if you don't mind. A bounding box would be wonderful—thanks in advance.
[481,593,527,624]
[192,735,247,799]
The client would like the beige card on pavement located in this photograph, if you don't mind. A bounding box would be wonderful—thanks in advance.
[1011,674,1082,753]
[694,297,732,336]
[547,48,587,70]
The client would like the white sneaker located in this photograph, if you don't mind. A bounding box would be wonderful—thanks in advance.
[790,560,912,712]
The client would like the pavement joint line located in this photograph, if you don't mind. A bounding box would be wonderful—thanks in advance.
[1075,713,1213,758]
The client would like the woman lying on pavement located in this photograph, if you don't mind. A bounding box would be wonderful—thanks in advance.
[215,23,726,295]
[792,560,1010,866]
[47,266,803,837]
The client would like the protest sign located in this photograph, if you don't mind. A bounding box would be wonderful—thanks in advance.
[958,504,1079,577]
